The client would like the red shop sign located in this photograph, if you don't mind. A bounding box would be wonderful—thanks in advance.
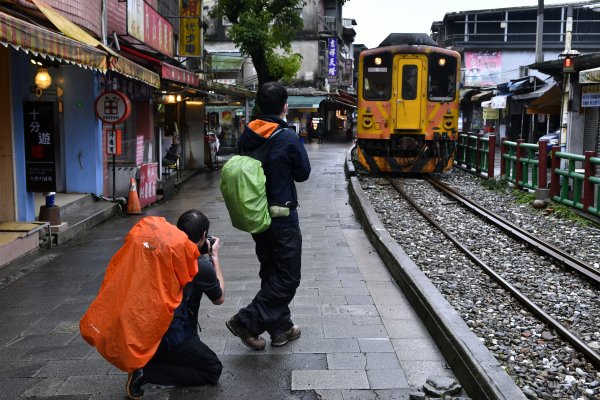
[95,90,131,125]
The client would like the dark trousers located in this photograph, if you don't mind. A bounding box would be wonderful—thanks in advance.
[237,225,302,338]
[143,336,222,386]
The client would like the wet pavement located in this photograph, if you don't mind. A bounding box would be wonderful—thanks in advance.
[0,137,456,399]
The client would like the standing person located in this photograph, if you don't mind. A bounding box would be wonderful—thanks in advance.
[125,210,225,399]
[225,81,311,350]
[317,121,324,144]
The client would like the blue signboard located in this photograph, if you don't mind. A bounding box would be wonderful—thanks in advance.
[327,38,337,78]
[582,85,600,107]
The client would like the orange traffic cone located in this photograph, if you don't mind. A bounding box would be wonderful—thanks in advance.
[126,177,142,215]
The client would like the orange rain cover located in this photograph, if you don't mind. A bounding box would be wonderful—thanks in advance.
[79,216,199,372]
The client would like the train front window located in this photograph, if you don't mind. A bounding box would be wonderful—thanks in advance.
[428,54,457,102]
[402,65,418,100]
[363,53,392,100]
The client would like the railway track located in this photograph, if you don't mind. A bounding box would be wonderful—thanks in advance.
[357,171,600,398]
[387,175,600,369]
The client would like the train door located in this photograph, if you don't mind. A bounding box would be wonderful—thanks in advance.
[395,58,423,130]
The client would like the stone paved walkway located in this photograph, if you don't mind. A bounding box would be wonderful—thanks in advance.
[0,138,455,399]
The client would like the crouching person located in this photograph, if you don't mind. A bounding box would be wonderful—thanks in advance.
[80,210,225,400]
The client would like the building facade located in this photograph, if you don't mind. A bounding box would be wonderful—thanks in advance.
[433,1,600,151]
[202,0,357,141]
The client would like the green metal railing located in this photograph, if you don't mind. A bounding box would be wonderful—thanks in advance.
[550,151,600,218]
[501,140,518,184]
[517,143,540,190]
[500,138,549,190]
[455,133,495,177]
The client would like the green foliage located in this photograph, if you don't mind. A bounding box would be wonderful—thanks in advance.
[547,203,591,226]
[511,189,535,205]
[480,176,510,192]
[210,0,305,83]
[267,52,303,83]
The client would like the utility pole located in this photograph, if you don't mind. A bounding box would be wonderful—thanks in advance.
[535,0,544,63]
[559,5,579,155]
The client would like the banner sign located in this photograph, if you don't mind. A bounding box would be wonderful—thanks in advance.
[581,84,600,108]
[179,0,201,56]
[127,0,174,58]
[465,51,502,87]
[136,135,145,166]
[161,62,199,86]
[327,38,337,78]
[138,162,158,208]
[23,101,57,192]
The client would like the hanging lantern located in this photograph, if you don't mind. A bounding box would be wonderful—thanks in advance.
[35,67,52,89]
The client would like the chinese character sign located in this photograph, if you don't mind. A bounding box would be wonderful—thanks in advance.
[106,129,123,155]
[127,0,174,57]
[179,0,201,56]
[327,38,337,78]
[582,85,600,107]
[23,101,57,192]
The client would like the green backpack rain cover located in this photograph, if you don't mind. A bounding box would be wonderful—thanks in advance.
[220,155,271,234]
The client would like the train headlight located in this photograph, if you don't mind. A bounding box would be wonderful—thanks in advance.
[443,119,454,129]
[374,57,382,66]
[363,117,373,128]
[438,58,446,66]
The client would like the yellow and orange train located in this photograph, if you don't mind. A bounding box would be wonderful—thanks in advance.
[356,33,461,173]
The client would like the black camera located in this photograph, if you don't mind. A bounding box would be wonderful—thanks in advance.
[207,235,216,247]
[200,235,216,254]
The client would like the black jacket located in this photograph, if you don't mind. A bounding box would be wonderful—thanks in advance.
[238,115,311,228]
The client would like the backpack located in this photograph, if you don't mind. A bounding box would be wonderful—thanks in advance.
[219,130,281,234]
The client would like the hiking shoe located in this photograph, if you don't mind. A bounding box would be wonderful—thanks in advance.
[126,368,145,399]
[226,316,266,351]
[271,324,301,347]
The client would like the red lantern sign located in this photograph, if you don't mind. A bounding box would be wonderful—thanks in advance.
[95,91,131,124]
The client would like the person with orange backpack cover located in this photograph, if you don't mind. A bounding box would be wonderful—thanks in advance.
[80,210,225,399]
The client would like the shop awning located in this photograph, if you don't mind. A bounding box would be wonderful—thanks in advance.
[109,56,160,88]
[580,66,600,84]
[471,90,494,101]
[512,84,555,101]
[287,96,326,109]
[31,0,160,88]
[0,9,107,72]
[161,62,199,87]
[210,54,244,72]
[526,85,562,115]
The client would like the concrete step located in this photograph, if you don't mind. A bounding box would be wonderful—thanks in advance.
[53,199,119,246]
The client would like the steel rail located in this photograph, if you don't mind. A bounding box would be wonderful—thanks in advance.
[386,176,600,369]
[426,176,600,286]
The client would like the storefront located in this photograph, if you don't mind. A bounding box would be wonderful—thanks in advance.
[98,67,160,202]
[0,9,108,222]
[286,95,326,140]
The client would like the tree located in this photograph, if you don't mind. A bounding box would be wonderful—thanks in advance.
[209,0,304,89]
